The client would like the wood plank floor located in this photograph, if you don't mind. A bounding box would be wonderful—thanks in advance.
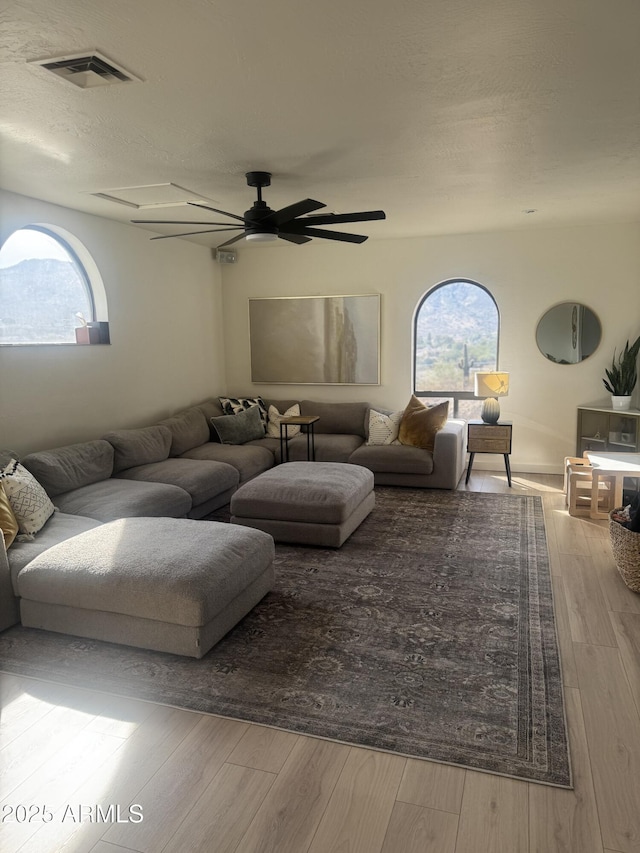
[2,472,640,853]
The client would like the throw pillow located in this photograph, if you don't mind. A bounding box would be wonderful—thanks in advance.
[219,396,268,431]
[0,482,19,549]
[210,405,265,445]
[398,396,449,452]
[266,403,301,438]
[366,408,403,446]
[0,459,55,536]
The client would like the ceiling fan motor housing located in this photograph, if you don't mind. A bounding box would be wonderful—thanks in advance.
[245,199,277,237]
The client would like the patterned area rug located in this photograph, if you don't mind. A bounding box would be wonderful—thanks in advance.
[0,488,571,787]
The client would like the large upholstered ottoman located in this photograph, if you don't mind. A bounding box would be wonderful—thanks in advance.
[16,517,275,658]
[230,461,375,547]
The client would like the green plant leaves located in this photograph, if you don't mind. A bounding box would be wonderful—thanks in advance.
[603,334,640,396]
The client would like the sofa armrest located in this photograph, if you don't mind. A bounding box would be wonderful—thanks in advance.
[0,537,20,631]
[432,419,466,489]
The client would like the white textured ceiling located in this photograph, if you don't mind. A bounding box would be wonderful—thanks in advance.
[1,0,639,247]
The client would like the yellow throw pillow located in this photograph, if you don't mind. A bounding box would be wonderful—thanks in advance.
[398,396,449,452]
[0,482,19,549]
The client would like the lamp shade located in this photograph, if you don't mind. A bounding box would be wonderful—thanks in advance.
[474,371,510,398]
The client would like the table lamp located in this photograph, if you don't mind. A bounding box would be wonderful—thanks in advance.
[474,371,510,424]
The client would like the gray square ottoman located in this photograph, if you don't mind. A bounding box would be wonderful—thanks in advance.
[230,461,375,547]
[16,517,275,658]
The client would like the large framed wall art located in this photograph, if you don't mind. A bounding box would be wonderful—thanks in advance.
[249,294,380,384]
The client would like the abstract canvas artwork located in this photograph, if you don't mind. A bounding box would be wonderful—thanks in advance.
[249,294,380,384]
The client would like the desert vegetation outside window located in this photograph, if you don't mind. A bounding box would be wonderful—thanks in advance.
[413,279,499,418]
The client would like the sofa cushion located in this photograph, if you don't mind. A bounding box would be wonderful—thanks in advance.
[0,459,55,536]
[181,442,274,483]
[103,425,172,473]
[53,478,192,521]
[210,405,265,445]
[349,443,435,475]
[159,408,210,456]
[245,437,282,463]
[6,511,102,588]
[287,433,364,463]
[16,517,275,629]
[22,440,114,497]
[263,398,301,414]
[398,397,449,452]
[197,398,225,437]
[299,400,368,437]
[0,483,19,549]
[115,458,239,506]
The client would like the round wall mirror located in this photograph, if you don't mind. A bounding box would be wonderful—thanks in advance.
[536,302,601,364]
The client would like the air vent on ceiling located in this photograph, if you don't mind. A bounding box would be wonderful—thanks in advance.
[29,51,142,88]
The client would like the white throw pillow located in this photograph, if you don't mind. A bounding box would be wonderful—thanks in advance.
[267,404,301,438]
[366,408,403,445]
[0,459,55,536]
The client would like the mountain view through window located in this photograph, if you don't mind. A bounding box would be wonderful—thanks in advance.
[414,280,499,417]
[0,228,93,344]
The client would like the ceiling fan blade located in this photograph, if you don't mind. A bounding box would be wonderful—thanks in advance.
[150,227,242,241]
[295,210,386,226]
[278,232,313,245]
[216,233,247,249]
[133,219,239,226]
[262,199,326,227]
[290,226,368,244]
[188,202,251,224]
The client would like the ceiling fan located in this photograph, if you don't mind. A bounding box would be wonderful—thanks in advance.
[132,171,385,247]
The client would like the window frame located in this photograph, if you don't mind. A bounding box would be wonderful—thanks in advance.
[412,278,500,418]
[0,223,107,347]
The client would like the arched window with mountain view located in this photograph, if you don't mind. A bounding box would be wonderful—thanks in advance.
[413,279,500,418]
[0,225,107,346]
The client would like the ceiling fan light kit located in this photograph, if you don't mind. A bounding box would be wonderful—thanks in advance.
[245,232,278,242]
[132,171,385,247]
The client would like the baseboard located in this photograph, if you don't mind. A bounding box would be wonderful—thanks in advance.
[468,458,564,476]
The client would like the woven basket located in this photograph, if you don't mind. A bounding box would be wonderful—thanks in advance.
[609,509,640,593]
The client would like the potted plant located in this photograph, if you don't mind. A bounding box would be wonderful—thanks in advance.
[603,335,640,410]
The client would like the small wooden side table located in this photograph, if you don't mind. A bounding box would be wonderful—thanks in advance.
[279,416,320,463]
[465,420,513,486]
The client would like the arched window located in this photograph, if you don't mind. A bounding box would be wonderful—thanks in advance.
[0,225,107,345]
[413,279,500,418]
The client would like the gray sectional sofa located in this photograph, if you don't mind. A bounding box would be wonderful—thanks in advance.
[0,396,466,646]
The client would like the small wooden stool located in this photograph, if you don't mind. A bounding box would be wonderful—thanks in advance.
[564,457,616,518]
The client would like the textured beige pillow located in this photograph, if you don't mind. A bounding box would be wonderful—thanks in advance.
[366,409,403,445]
[0,459,55,536]
[398,396,449,452]
[0,482,19,549]
[267,404,301,438]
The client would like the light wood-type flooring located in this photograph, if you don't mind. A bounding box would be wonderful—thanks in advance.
[1,471,640,853]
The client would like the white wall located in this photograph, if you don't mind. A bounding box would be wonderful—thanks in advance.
[220,221,640,473]
[0,191,226,455]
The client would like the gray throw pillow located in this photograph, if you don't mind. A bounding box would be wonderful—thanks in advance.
[210,405,265,444]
